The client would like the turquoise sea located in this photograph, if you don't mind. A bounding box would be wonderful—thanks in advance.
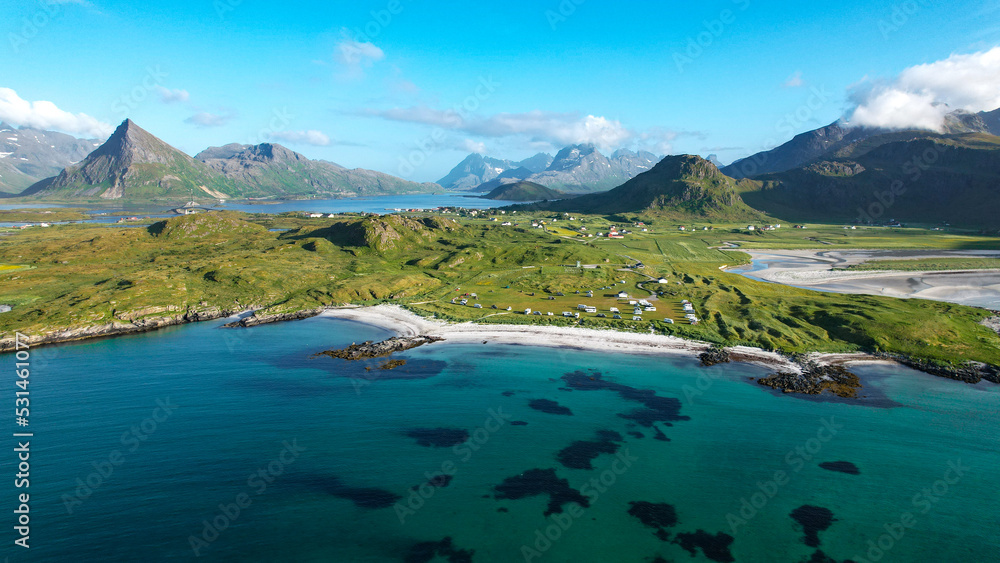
[3,316,998,562]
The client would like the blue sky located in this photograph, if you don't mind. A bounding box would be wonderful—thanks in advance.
[2,0,999,181]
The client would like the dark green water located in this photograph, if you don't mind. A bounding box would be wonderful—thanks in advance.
[3,316,998,562]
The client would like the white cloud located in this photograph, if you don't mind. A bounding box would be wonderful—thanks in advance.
[335,32,385,78]
[268,130,331,146]
[366,107,643,151]
[783,70,804,88]
[0,87,111,138]
[185,111,234,128]
[846,47,1000,131]
[156,86,190,103]
[461,139,486,154]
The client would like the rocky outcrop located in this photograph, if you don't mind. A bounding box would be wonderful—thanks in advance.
[757,363,862,398]
[223,308,323,328]
[699,346,731,366]
[312,336,444,361]
[0,306,239,353]
[878,354,1000,384]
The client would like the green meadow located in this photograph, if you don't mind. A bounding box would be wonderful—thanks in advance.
[1,211,999,368]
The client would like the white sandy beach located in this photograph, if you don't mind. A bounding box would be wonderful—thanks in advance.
[730,249,1000,309]
[319,304,896,373]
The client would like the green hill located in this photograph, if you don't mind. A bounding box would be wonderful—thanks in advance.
[515,155,768,221]
[740,133,1000,228]
[482,181,569,201]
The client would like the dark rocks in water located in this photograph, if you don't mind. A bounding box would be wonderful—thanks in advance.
[312,335,444,361]
[529,398,573,416]
[628,501,678,536]
[819,461,860,475]
[493,468,590,516]
[378,358,406,370]
[404,537,474,563]
[558,387,574,392]
[651,426,670,442]
[556,430,623,470]
[412,474,453,491]
[757,364,861,398]
[309,476,401,509]
[511,421,529,426]
[791,505,836,548]
[502,391,516,397]
[406,427,470,448]
[561,370,689,427]
[801,549,856,563]
[344,359,448,382]
[628,431,645,439]
[700,347,731,367]
[673,530,735,563]
[497,507,508,513]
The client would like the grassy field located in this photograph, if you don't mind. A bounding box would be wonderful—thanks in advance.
[1,211,999,368]
[844,257,1000,271]
[0,208,91,222]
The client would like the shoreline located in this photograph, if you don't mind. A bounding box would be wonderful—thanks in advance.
[727,249,1000,309]
[6,303,996,391]
[317,304,892,375]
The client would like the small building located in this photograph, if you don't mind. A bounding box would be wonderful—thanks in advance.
[617,291,629,299]
[657,278,669,284]
[747,225,755,231]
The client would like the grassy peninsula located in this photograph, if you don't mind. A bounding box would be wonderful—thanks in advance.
[1,211,999,373]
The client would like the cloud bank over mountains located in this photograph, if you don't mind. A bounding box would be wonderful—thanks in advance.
[846,47,1000,131]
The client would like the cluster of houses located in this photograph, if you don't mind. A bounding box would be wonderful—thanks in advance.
[445,280,694,325]
[12,223,51,229]
[747,224,781,232]
[597,225,633,239]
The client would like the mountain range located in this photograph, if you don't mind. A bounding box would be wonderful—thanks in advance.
[0,123,102,193]
[436,153,553,191]
[195,143,439,198]
[738,132,1000,227]
[722,108,1000,179]
[439,145,659,194]
[16,120,439,201]
[7,109,1000,229]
